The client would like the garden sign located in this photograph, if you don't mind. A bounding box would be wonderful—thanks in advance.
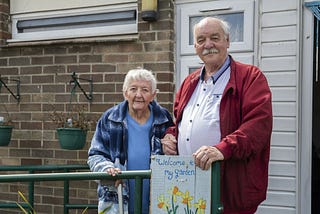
[151,155,212,214]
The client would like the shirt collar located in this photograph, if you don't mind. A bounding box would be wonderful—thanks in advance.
[200,56,231,84]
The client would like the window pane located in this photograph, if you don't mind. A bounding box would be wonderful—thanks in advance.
[9,3,138,42]
[189,12,244,45]
[189,66,200,74]
[17,10,136,33]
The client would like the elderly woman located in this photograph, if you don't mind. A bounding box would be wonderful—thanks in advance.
[88,68,174,214]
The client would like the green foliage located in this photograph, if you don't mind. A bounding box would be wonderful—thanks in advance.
[16,191,89,214]
[99,206,111,214]
[0,104,13,126]
[50,104,92,130]
[16,191,36,214]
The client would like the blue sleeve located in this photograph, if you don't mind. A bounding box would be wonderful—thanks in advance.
[87,113,114,172]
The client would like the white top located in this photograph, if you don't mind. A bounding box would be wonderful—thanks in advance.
[178,64,231,155]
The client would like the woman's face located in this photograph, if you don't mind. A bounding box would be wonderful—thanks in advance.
[124,80,155,113]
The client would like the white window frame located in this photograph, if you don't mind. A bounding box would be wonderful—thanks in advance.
[178,0,255,55]
[8,3,138,43]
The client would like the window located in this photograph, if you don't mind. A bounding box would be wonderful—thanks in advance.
[176,0,256,86]
[177,0,254,55]
[9,0,138,43]
[188,13,244,45]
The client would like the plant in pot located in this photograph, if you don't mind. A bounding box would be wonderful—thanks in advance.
[50,105,92,150]
[0,105,14,146]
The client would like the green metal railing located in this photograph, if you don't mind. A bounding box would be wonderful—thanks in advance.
[0,163,223,214]
[0,164,91,213]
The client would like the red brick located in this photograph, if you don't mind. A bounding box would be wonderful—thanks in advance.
[44,47,67,55]
[68,45,91,53]
[21,121,42,130]
[79,54,102,63]
[32,75,54,84]
[20,104,41,111]
[43,65,66,74]
[9,57,30,66]
[55,55,77,64]
[21,47,43,56]
[92,64,116,73]
[67,65,90,73]
[31,56,54,65]
[20,66,42,75]
[21,158,42,165]
[0,67,18,75]
[104,54,129,63]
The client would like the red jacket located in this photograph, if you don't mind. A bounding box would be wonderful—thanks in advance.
[166,57,273,213]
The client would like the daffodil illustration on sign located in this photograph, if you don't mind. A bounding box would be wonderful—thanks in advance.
[194,198,207,214]
[157,186,207,214]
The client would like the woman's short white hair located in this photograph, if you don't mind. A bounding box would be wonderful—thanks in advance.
[122,68,157,93]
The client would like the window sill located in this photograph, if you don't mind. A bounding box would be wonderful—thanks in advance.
[3,34,139,47]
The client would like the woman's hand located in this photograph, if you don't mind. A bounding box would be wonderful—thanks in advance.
[106,167,123,187]
[161,134,178,155]
[106,167,121,176]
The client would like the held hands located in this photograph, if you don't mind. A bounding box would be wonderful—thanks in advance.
[161,134,178,155]
[193,146,224,170]
[106,167,123,187]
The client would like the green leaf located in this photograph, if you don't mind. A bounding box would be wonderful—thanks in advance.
[98,205,112,214]
[17,191,36,214]
[15,202,29,214]
[81,207,88,214]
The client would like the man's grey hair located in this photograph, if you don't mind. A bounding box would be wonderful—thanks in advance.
[122,68,157,93]
[193,17,230,40]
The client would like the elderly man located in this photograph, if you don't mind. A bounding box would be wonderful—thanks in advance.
[162,17,273,214]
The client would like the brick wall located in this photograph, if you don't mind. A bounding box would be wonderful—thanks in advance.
[0,0,10,45]
[0,0,175,213]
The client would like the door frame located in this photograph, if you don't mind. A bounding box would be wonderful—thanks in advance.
[300,5,313,214]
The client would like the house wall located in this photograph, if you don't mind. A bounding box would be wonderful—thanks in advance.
[174,0,301,212]
[0,0,175,213]
[258,0,300,213]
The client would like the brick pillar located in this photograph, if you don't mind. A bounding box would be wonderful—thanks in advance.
[0,0,10,45]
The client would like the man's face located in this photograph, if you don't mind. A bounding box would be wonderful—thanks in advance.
[194,19,230,67]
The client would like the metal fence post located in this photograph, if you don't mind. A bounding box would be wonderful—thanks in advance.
[211,162,223,213]
[28,169,34,213]
[134,176,143,214]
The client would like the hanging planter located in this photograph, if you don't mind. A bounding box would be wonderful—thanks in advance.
[56,127,87,150]
[51,108,91,150]
[50,106,92,150]
[0,78,19,146]
[0,113,14,147]
[0,125,13,146]
[50,72,94,150]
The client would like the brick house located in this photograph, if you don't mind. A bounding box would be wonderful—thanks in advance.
[0,0,174,213]
[0,0,319,213]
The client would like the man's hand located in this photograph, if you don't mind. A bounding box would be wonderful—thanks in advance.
[161,134,177,155]
[193,146,224,170]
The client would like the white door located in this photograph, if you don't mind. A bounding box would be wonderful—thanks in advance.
[175,0,256,87]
